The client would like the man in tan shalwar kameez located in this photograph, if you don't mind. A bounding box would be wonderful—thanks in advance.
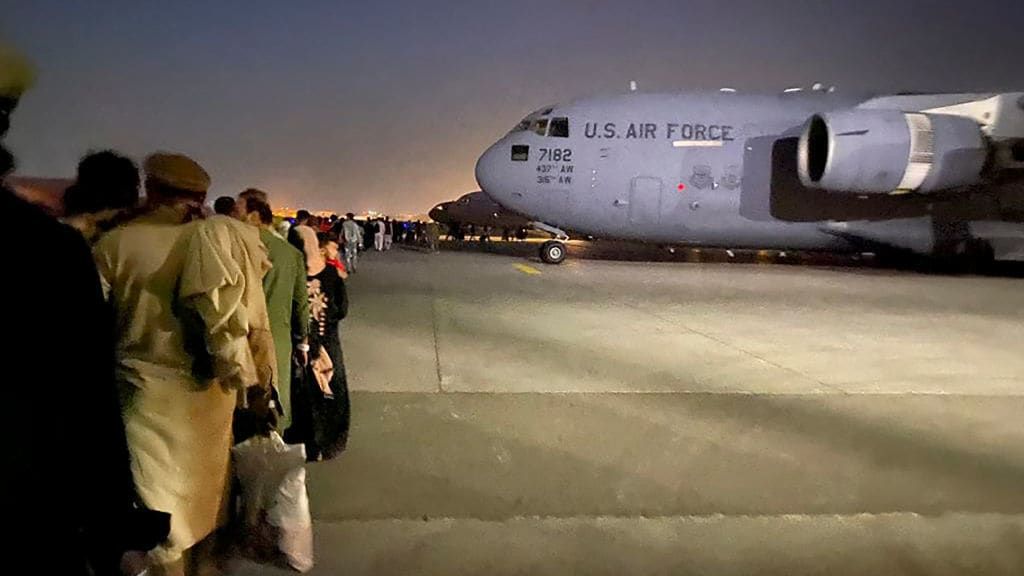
[94,152,276,576]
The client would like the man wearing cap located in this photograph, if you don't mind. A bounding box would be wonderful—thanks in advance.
[94,151,274,574]
[4,46,164,575]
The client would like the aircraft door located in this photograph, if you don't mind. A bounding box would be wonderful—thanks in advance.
[629,177,662,225]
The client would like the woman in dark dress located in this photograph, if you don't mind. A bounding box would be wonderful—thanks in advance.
[289,232,350,461]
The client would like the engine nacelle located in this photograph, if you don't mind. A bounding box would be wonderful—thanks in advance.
[798,110,988,194]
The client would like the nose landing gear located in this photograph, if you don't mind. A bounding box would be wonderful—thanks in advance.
[540,240,567,264]
[532,222,570,265]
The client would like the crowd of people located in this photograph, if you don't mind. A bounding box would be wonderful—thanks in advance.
[4,49,348,576]
[444,222,529,243]
[279,211,444,271]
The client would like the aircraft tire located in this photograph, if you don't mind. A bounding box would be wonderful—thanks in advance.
[540,240,567,264]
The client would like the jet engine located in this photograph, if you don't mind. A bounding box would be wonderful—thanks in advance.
[797,110,988,194]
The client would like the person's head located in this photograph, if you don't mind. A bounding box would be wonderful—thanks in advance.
[346,212,355,220]
[63,150,140,216]
[318,232,339,260]
[143,152,210,209]
[213,196,236,216]
[295,209,311,225]
[238,187,268,204]
[241,196,274,227]
[235,188,274,224]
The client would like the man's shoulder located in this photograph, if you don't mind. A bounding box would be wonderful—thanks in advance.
[3,188,91,260]
[204,213,246,232]
[261,228,305,260]
[202,214,266,245]
[3,187,63,232]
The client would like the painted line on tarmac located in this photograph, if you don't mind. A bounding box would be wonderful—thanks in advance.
[514,263,542,276]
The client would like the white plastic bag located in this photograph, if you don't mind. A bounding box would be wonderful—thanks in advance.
[232,431,314,572]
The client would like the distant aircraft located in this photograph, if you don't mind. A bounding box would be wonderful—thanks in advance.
[429,191,530,229]
[476,89,1024,265]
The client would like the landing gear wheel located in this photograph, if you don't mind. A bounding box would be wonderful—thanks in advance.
[540,240,567,264]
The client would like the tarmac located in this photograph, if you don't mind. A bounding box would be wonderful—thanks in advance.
[232,244,1024,575]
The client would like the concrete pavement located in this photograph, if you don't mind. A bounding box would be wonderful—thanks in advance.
[234,247,1024,575]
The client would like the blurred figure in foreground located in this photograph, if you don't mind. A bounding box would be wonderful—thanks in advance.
[4,45,166,576]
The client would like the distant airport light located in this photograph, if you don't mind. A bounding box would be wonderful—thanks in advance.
[673,140,724,148]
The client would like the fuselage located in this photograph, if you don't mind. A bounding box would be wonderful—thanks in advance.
[475,91,1024,259]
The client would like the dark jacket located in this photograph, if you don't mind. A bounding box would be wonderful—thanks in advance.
[4,186,167,575]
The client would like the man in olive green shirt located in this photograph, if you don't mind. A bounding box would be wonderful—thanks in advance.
[238,190,309,431]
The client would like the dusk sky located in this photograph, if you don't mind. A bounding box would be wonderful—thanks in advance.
[2,0,1022,214]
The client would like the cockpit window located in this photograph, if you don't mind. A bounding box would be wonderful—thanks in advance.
[540,107,554,116]
[549,117,569,138]
[511,145,529,162]
[511,112,564,136]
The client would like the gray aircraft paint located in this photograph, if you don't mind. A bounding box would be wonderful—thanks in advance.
[475,91,1024,260]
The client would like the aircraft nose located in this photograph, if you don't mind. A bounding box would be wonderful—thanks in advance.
[475,141,508,204]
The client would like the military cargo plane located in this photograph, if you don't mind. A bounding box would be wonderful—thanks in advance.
[429,190,531,230]
[475,89,1024,265]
